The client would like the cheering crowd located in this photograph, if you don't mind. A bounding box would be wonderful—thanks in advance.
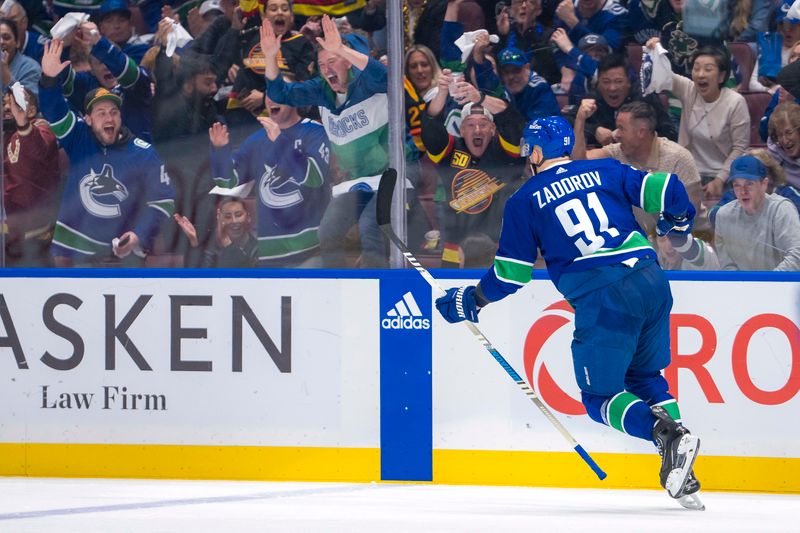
[2,0,799,270]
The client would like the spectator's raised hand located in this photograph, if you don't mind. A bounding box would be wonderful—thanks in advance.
[644,37,660,51]
[496,4,510,36]
[155,17,174,46]
[472,32,490,64]
[77,21,101,47]
[208,122,230,147]
[316,15,344,56]
[550,28,573,54]
[173,214,199,248]
[41,39,71,78]
[240,90,264,112]
[438,68,454,92]
[257,116,281,141]
[187,7,205,38]
[453,78,479,105]
[576,98,597,121]
[260,17,282,59]
[231,7,244,30]
[555,0,579,27]
[299,16,322,40]
[7,90,28,127]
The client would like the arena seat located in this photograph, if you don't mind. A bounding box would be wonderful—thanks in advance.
[728,42,756,90]
[741,91,772,146]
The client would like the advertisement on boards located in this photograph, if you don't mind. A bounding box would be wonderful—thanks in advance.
[433,278,800,458]
[0,277,381,449]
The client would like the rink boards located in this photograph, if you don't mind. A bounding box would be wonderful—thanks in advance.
[0,269,798,493]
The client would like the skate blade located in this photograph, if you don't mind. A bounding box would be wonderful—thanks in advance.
[665,435,700,498]
[677,492,706,511]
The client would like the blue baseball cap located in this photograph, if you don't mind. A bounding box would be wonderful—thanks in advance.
[98,0,131,21]
[498,46,530,68]
[729,155,767,181]
[578,33,610,52]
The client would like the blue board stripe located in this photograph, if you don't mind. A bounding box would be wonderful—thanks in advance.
[379,274,432,481]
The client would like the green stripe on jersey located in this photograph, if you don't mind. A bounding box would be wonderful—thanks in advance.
[148,199,175,217]
[116,56,140,88]
[439,59,465,73]
[258,227,320,260]
[63,68,76,97]
[606,391,643,434]
[655,399,682,423]
[641,172,670,213]
[574,232,653,261]
[49,111,76,139]
[493,256,533,286]
[52,222,109,255]
[303,157,324,188]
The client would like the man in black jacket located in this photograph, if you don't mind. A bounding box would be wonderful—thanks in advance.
[566,54,677,146]
[421,71,526,268]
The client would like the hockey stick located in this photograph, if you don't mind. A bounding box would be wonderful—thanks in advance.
[376,168,607,481]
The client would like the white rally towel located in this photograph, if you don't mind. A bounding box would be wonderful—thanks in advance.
[208,181,255,198]
[165,17,193,57]
[641,42,673,96]
[50,12,90,40]
[10,81,26,112]
[454,30,499,63]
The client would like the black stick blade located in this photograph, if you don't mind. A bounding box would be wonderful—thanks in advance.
[376,168,397,227]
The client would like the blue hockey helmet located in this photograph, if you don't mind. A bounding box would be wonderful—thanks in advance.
[520,116,575,159]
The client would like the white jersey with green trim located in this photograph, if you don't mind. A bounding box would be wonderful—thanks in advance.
[480,158,691,301]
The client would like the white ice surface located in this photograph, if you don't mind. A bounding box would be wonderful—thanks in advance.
[0,478,796,532]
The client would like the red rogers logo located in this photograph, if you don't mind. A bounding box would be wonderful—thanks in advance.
[523,300,585,416]
[523,300,800,415]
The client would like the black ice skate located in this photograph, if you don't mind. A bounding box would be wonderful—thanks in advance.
[651,406,701,501]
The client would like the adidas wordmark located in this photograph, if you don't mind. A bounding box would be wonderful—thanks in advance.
[381,291,431,330]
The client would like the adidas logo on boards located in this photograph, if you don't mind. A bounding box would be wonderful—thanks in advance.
[381,291,431,330]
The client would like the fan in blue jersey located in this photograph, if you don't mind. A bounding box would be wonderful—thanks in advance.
[206,92,331,267]
[435,115,705,511]
[39,39,175,267]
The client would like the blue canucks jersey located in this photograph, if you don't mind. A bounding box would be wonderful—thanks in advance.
[39,84,175,259]
[211,119,331,264]
[480,158,691,302]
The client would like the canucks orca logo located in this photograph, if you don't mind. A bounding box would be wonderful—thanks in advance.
[79,164,129,218]
[259,163,303,209]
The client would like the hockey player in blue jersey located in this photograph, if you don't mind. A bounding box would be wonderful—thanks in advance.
[435,116,704,510]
